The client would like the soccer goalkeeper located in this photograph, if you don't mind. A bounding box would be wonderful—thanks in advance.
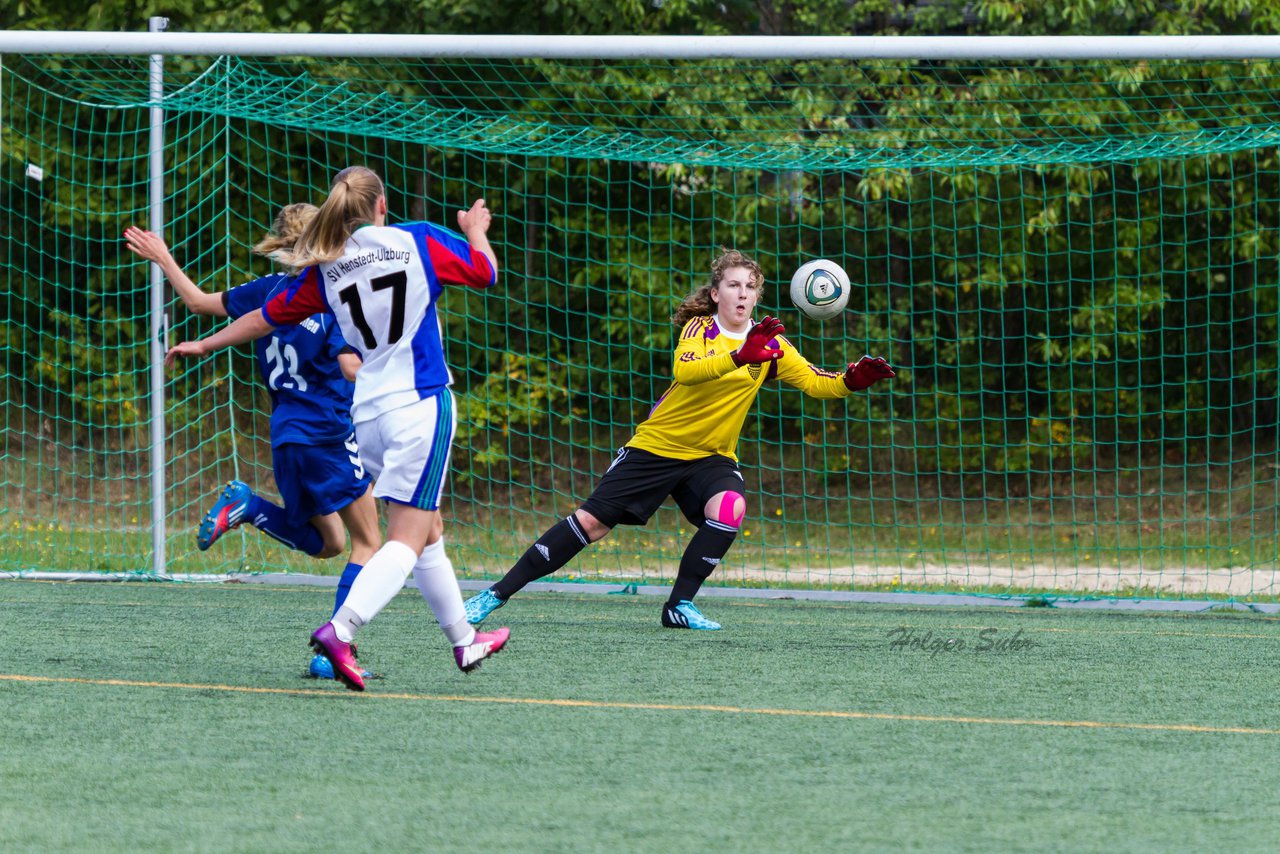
[465,249,894,630]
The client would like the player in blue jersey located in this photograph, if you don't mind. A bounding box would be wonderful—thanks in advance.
[126,207,381,679]
[164,167,510,691]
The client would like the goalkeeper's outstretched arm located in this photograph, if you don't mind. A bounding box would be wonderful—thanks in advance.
[773,338,895,398]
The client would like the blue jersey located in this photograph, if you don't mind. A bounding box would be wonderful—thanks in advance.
[224,274,355,448]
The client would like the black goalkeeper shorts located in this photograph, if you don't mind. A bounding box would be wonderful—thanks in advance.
[579,446,746,528]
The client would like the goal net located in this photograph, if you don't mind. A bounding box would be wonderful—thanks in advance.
[2,43,1278,597]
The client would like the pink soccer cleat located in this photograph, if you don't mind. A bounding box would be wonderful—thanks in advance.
[309,622,365,691]
[453,627,510,673]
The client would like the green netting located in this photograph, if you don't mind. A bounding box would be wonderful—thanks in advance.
[2,51,1278,598]
[26,54,1280,167]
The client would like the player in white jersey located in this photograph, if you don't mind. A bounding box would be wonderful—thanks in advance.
[166,166,510,690]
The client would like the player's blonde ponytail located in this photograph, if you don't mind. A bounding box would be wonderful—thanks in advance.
[671,248,766,327]
[285,166,385,268]
[252,203,319,273]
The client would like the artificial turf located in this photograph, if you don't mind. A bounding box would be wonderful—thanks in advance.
[2,580,1278,851]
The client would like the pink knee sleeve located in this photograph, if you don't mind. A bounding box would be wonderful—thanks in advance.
[714,492,746,527]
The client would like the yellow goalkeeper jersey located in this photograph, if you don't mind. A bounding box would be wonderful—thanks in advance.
[627,315,853,462]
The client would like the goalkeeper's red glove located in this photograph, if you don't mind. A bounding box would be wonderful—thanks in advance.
[844,355,895,391]
[732,316,785,366]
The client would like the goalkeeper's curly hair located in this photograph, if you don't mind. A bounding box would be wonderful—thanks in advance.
[671,248,766,327]
[252,203,320,273]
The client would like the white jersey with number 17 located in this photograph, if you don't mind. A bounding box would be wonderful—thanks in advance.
[263,221,495,424]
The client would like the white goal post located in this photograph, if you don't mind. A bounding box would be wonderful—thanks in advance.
[4,31,1280,60]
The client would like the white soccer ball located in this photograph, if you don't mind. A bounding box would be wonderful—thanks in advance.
[789,259,851,320]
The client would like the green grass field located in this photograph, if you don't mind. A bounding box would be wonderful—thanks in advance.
[3,580,1279,851]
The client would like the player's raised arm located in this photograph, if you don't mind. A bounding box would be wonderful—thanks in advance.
[164,310,273,368]
[456,198,498,280]
[124,227,226,317]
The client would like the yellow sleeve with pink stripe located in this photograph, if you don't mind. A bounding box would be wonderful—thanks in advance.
[627,316,764,461]
[772,336,853,399]
[671,317,740,386]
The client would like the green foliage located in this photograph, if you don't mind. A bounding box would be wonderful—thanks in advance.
[7,0,1280,585]
[453,350,573,481]
[33,306,150,429]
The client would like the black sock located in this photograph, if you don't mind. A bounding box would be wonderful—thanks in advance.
[666,522,737,608]
[492,515,592,600]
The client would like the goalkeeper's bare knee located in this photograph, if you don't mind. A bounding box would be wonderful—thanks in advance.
[572,509,612,542]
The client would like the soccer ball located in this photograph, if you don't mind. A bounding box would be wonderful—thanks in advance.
[789,259,850,320]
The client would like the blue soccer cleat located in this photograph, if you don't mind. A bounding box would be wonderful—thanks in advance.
[662,599,722,630]
[463,588,506,625]
[197,480,253,551]
[308,654,372,681]
[309,654,336,679]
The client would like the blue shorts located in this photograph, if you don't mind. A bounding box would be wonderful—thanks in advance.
[272,432,372,527]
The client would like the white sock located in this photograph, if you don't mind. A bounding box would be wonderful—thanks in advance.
[330,540,417,642]
[412,538,476,647]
